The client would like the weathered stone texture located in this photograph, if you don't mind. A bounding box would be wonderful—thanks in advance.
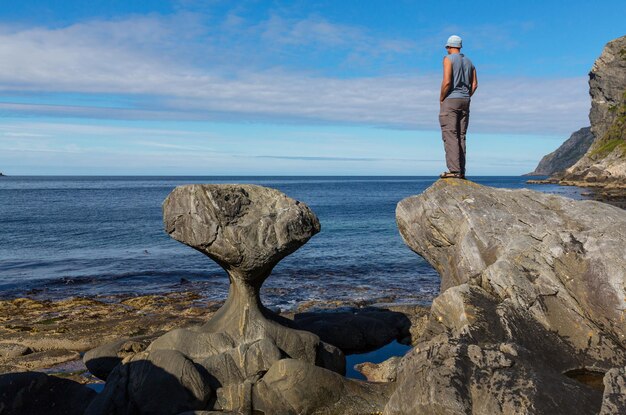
[388,179,626,414]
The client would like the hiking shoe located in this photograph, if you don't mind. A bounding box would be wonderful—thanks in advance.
[440,171,463,179]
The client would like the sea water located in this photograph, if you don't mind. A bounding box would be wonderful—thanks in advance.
[0,176,588,309]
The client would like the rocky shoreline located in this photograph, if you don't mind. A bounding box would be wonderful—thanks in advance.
[2,180,625,414]
[524,127,595,177]
[0,292,216,375]
[0,291,427,380]
[526,178,626,209]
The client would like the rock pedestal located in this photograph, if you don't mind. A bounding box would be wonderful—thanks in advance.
[85,184,388,415]
[150,184,341,371]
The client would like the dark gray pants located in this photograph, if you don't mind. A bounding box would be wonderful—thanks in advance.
[439,98,470,175]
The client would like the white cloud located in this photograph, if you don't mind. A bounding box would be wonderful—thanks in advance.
[258,14,415,55]
[0,15,590,135]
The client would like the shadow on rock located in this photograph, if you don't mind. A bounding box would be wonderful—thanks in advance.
[293,307,412,354]
[85,349,213,415]
[0,371,96,415]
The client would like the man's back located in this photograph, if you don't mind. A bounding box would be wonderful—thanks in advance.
[445,53,475,100]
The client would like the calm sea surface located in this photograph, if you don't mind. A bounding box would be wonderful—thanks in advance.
[0,176,589,310]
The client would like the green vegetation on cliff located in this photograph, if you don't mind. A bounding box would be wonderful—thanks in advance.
[589,89,626,159]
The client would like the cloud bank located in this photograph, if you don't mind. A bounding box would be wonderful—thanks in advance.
[0,12,590,135]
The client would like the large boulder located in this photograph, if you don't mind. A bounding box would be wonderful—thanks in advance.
[387,179,626,414]
[397,179,626,359]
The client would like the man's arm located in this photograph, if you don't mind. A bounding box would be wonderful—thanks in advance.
[470,67,478,96]
[440,56,452,103]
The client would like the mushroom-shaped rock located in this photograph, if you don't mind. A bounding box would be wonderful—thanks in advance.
[163,184,320,331]
[164,184,320,282]
[85,185,356,414]
[154,185,344,376]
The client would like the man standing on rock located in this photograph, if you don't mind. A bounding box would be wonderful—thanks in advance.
[439,35,478,179]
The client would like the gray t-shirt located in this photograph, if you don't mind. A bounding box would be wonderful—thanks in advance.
[445,53,474,100]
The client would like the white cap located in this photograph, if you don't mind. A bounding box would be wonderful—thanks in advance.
[446,35,462,48]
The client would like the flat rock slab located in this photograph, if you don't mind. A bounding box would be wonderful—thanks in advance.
[0,293,215,374]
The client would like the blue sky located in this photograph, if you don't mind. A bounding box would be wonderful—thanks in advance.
[0,0,624,175]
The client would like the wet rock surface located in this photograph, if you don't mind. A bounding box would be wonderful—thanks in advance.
[388,179,626,415]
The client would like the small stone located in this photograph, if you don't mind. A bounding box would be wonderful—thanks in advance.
[355,356,402,382]
[0,343,31,358]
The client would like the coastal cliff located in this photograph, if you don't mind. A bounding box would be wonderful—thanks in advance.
[525,127,594,176]
[539,35,626,188]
